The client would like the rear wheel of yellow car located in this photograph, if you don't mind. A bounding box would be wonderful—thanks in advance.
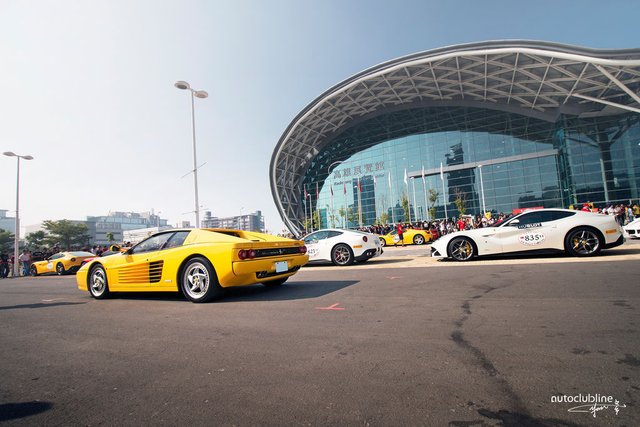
[181,257,222,303]
[262,277,288,287]
[30,265,38,276]
[56,263,65,275]
[413,234,425,245]
[88,265,110,299]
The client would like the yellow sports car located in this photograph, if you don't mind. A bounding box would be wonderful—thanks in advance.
[31,251,96,276]
[77,228,309,303]
[379,228,432,246]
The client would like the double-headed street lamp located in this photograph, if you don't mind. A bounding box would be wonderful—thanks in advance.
[3,151,34,277]
[175,80,208,228]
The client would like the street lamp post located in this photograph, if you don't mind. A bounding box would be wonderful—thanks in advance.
[478,164,486,216]
[175,80,208,228]
[3,152,34,277]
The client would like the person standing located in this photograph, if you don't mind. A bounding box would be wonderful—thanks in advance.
[396,223,405,247]
[18,249,32,277]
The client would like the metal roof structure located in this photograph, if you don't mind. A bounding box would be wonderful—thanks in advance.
[270,40,640,235]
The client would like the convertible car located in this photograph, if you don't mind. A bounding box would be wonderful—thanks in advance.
[379,228,432,246]
[77,229,308,303]
[31,251,96,276]
[431,208,624,261]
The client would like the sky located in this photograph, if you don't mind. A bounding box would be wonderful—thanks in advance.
[2,0,639,235]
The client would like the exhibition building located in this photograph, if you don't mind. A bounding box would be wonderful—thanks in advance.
[270,41,640,236]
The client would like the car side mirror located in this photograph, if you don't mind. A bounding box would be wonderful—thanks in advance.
[509,219,520,227]
[110,244,121,252]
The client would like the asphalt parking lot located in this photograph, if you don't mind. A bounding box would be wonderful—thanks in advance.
[1,242,639,426]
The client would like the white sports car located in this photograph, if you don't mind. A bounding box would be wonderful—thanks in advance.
[431,208,624,261]
[302,229,383,266]
[624,218,640,239]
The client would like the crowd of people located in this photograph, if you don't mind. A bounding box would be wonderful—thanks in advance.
[355,201,640,239]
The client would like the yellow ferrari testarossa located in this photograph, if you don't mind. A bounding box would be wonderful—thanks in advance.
[77,229,309,303]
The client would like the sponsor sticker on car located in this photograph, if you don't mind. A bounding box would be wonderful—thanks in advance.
[519,232,546,245]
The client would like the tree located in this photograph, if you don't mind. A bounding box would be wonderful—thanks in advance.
[0,229,14,252]
[338,207,346,227]
[379,212,389,225]
[428,188,439,220]
[346,207,357,227]
[42,220,90,250]
[26,230,46,248]
[106,232,115,244]
[312,210,321,230]
[401,193,410,222]
[326,205,337,228]
[453,188,466,216]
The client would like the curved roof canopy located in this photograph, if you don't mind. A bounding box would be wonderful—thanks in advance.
[270,40,640,235]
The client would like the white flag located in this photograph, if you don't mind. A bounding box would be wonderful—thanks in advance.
[373,174,377,190]
[440,162,444,180]
[404,168,408,185]
[388,172,392,188]
[422,165,425,184]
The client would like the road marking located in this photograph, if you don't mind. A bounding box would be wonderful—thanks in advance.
[387,276,402,280]
[315,303,345,311]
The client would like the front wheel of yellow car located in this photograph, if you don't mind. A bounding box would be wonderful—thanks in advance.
[30,265,38,276]
[89,265,110,299]
[56,263,65,275]
[181,257,222,303]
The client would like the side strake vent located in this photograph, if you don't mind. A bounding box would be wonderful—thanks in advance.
[149,261,164,283]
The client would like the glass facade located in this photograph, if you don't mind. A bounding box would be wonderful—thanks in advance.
[301,106,640,228]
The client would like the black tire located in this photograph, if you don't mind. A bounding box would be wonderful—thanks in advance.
[56,263,65,275]
[88,264,110,299]
[413,234,426,245]
[565,227,602,257]
[447,236,476,261]
[379,238,387,247]
[262,277,288,287]
[180,257,222,303]
[30,265,38,277]
[331,243,354,266]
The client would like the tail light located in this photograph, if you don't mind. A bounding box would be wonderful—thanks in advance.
[362,236,368,242]
[299,245,307,254]
[238,249,256,260]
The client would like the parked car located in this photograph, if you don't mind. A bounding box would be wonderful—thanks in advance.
[31,251,96,276]
[379,228,432,246]
[77,228,308,303]
[431,208,624,261]
[624,218,640,238]
[303,229,382,266]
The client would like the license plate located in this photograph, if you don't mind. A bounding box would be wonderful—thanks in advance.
[275,261,288,273]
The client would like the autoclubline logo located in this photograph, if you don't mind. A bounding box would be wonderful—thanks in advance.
[551,394,626,418]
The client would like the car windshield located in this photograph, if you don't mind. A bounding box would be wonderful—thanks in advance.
[69,251,94,257]
[494,214,515,227]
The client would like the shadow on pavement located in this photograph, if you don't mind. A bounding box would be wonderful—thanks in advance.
[220,280,359,302]
[103,280,359,303]
[305,258,408,268]
[0,401,54,422]
[0,302,86,311]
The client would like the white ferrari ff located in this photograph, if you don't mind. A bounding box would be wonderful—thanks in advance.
[431,208,624,261]
[302,229,383,266]
[624,218,640,239]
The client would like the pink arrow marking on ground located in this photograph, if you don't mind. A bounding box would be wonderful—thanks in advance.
[315,303,345,310]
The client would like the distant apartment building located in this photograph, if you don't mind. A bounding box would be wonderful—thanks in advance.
[0,209,15,234]
[201,210,264,232]
[86,211,169,245]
